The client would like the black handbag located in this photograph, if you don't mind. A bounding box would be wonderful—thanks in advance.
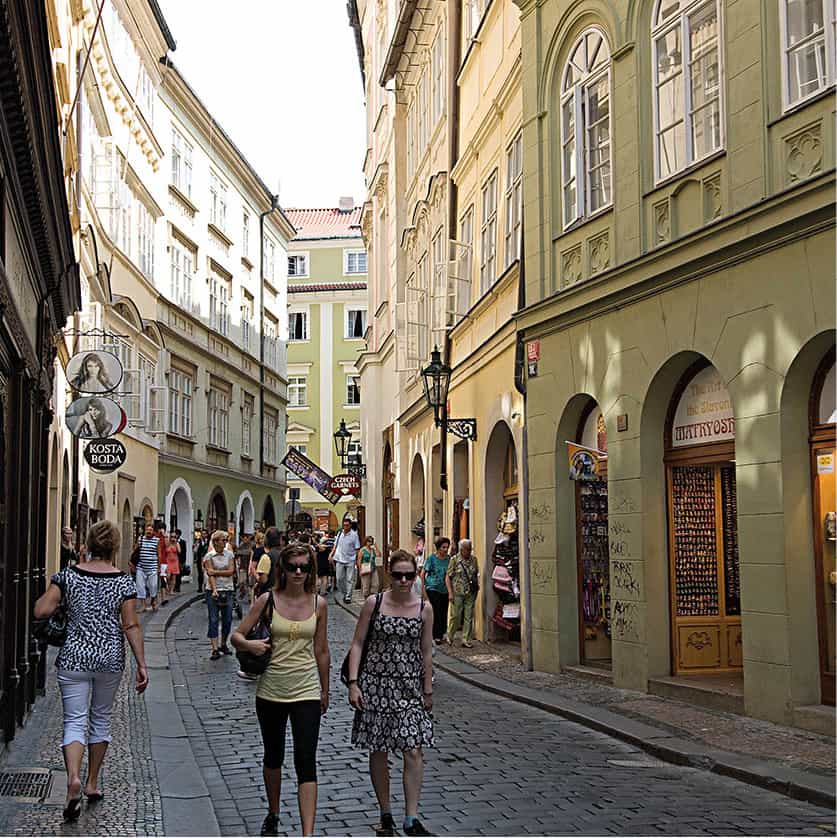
[235,593,274,676]
[33,600,68,647]
[340,592,382,686]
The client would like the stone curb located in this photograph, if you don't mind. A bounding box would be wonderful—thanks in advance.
[336,598,835,811]
[145,591,221,837]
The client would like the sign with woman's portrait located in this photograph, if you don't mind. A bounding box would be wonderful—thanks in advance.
[67,350,122,394]
[66,396,126,439]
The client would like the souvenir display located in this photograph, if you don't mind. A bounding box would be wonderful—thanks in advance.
[671,465,719,617]
[721,466,741,616]
[492,501,521,638]
[578,479,610,637]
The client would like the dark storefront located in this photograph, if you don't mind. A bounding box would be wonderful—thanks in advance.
[0,0,80,745]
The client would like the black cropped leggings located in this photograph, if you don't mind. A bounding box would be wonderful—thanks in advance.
[255,697,321,782]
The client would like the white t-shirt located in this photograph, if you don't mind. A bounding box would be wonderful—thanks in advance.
[204,549,235,592]
[333,529,361,564]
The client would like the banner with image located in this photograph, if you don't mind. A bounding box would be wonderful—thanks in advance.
[567,441,607,481]
[281,446,342,504]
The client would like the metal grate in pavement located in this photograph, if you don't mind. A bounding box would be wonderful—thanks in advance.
[0,769,53,801]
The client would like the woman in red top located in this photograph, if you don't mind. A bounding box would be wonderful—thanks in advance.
[165,535,181,595]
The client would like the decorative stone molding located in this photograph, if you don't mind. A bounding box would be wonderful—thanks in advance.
[785,121,823,185]
[653,199,670,246]
[703,173,722,222]
[560,245,582,289]
[588,231,610,276]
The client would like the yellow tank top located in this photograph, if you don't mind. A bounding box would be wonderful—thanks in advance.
[256,596,321,703]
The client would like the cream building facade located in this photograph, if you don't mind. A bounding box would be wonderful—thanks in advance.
[515,0,835,727]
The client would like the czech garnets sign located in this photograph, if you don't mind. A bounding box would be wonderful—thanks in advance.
[328,473,361,498]
[84,438,127,474]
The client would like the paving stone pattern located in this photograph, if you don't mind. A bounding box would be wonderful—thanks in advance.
[170,597,835,837]
[0,649,163,837]
[440,641,836,773]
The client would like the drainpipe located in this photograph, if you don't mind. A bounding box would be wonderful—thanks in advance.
[440,0,462,494]
[259,197,280,477]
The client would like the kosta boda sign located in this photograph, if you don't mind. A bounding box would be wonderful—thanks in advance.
[83,438,127,474]
[672,366,735,448]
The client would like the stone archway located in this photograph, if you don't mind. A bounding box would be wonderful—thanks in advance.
[409,453,426,550]
[263,495,276,528]
[166,479,194,563]
[236,491,255,536]
[207,487,227,534]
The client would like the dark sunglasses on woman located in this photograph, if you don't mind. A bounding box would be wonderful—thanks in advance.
[282,559,313,574]
[390,570,416,581]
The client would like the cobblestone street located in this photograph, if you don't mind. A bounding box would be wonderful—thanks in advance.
[168,597,834,837]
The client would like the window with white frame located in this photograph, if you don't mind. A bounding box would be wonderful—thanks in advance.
[288,253,309,277]
[136,197,155,279]
[209,270,231,337]
[264,410,278,464]
[505,133,523,266]
[265,237,276,282]
[288,376,308,407]
[480,170,498,293]
[345,249,368,274]
[170,238,193,310]
[459,206,474,285]
[168,367,193,437]
[346,374,361,405]
[431,29,445,124]
[264,316,279,369]
[242,392,254,457]
[171,128,192,197]
[431,228,446,334]
[463,0,487,45]
[208,383,230,449]
[289,310,309,341]
[653,0,722,181]
[209,170,228,230]
[782,0,836,107]
[345,308,367,338]
[137,64,155,125]
[561,28,612,226]
[418,71,429,152]
[407,104,416,177]
[241,291,254,352]
[242,211,250,258]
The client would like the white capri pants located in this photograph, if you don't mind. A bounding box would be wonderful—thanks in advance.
[135,566,158,599]
[57,669,123,747]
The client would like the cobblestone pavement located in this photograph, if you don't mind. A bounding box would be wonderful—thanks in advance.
[0,645,163,836]
[439,638,836,773]
[170,596,836,837]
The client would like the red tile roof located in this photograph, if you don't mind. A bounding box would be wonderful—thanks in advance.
[288,282,367,293]
[283,206,363,241]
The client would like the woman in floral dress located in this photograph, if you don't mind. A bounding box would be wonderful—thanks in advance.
[347,550,434,837]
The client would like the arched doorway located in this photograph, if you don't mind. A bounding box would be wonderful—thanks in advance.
[485,422,520,642]
[207,488,227,533]
[237,492,255,537]
[263,495,276,528]
[810,348,835,704]
[410,453,426,558]
[452,440,470,545]
[574,400,611,667]
[121,500,132,570]
[665,361,741,675]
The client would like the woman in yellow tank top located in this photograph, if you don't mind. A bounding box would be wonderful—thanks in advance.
[232,545,330,837]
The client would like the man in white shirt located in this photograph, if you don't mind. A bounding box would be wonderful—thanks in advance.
[330,517,361,604]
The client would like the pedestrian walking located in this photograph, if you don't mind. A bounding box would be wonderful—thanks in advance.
[204,530,235,660]
[231,545,330,838]
[315,536,331,596]
[249,532,265,604]
[175,529,187,591]
[347,550,434,837]
[330,517,361,604]
[255,526,283,596]
[422,537,451,643]
[33,521,148,822]
[133,523,162,613]
[165,533,181,597]
[60,527,78,569]
[357,535,381,598]
[194,529,209,592]
[445,538,479,648]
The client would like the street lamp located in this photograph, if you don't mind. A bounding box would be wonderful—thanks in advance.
[421,346,477,440]
[333,418,352,464]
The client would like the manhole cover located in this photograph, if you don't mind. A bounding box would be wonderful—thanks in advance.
[0,769,53,801]
[606,759,669,768]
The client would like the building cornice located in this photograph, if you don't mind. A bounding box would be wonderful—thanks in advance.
[159,451,287,492]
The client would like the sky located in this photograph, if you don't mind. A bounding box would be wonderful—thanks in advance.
[157,0,367,209]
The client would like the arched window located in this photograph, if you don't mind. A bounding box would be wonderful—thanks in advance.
[560,28,612,228]
[653,0,723,181]
[781,0,836,108]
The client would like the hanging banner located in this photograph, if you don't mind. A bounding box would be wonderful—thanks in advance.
[328,473,361,498]
[66,395,126,438]
[67,350,123,393]
[83,438,127,474]
[281,447,341,504]
[567,441,607,481]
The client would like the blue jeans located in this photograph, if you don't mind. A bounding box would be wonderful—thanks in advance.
[206,590,233,640]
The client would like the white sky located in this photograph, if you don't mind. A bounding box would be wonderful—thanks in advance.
[157,0,367,209]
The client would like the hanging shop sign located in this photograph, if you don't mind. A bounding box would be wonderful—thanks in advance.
[671,366,735,448]
[83,438,127,474]
[67,349,123,393]
[328,473,361,499]
[66,395,126,438]
[567,442,607,481]
[281,446,341,504]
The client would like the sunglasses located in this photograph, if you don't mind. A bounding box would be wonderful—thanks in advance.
[390,570,417,582]
[282,560,313,574]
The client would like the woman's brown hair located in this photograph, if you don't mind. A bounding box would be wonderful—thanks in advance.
[275,545,317,593]
[86,520,121,560]
[387,549,417,572]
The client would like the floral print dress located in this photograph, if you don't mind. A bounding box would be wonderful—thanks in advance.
[351,606,434,751]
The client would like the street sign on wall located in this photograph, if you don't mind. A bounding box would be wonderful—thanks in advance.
[83,438,127,474]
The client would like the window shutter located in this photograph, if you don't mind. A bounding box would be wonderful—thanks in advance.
[149,385,167,434]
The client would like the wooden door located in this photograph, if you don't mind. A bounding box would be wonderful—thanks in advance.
[812,441,836,704]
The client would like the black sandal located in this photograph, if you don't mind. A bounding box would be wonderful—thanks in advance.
[210,649,221,660]
[86,791,104,803]
[63,797,82,822]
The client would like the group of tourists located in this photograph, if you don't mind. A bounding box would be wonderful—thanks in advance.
[130,521,186,611]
